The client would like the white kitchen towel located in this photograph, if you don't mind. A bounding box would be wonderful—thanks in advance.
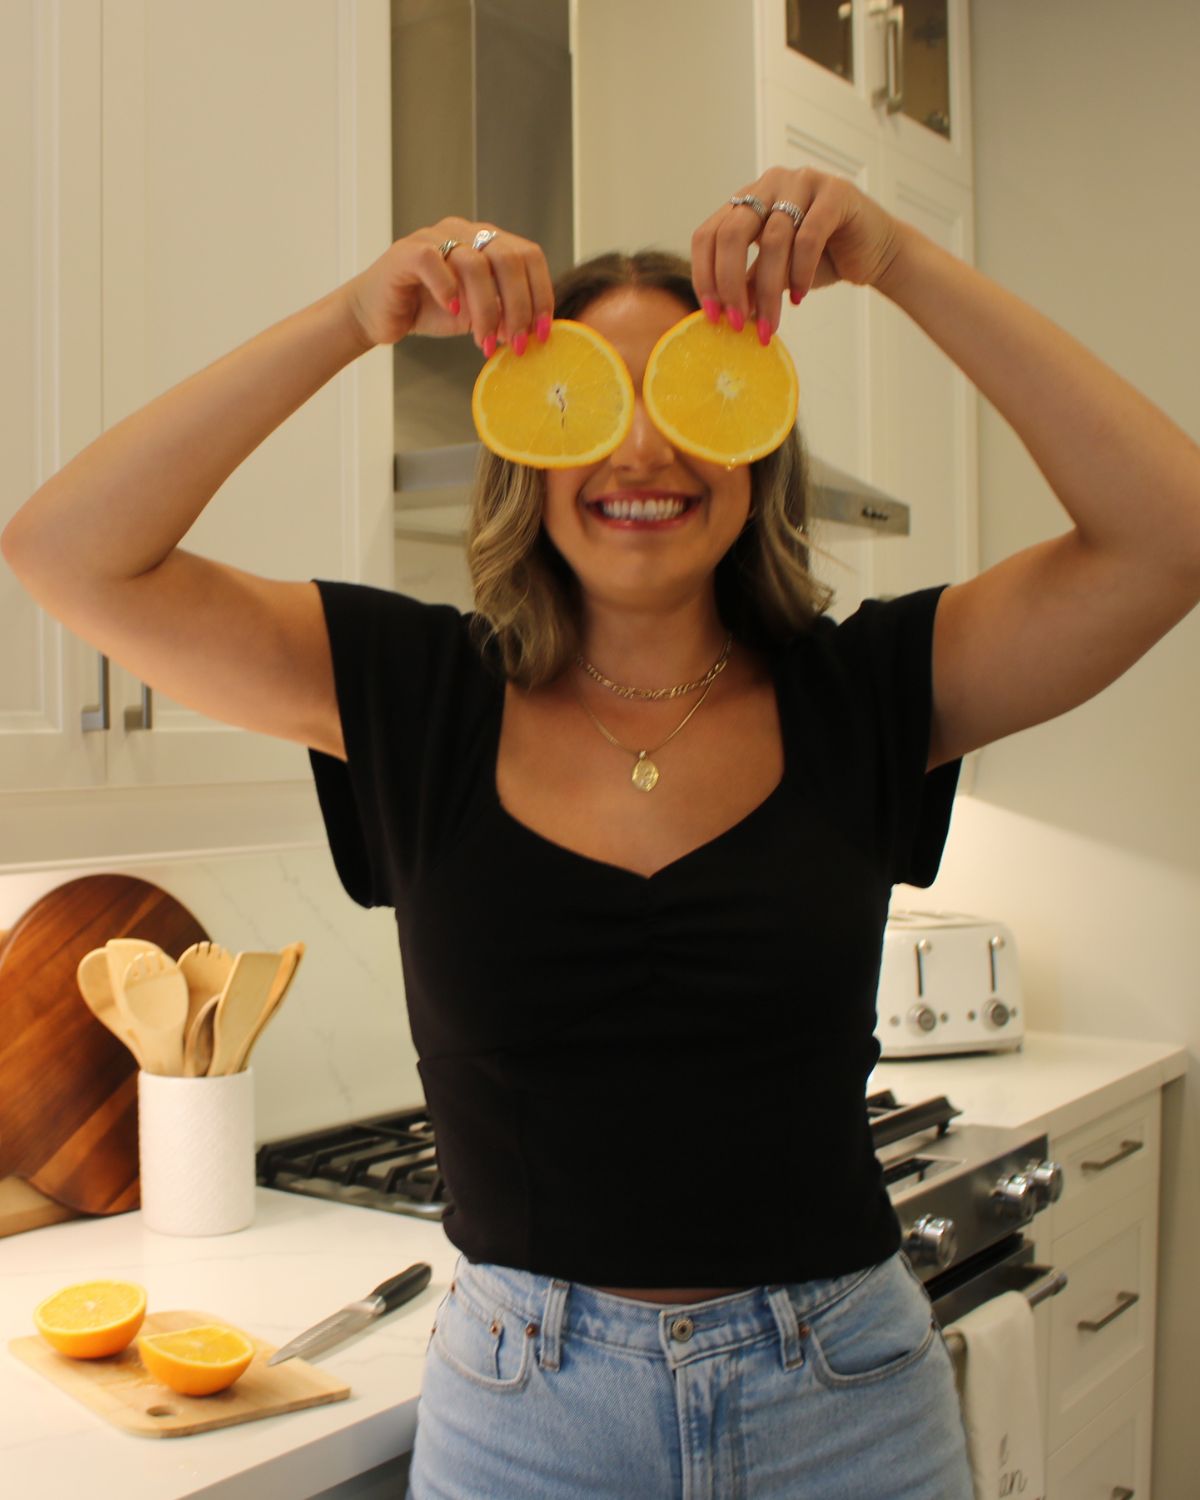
[945,1291,1045,1500]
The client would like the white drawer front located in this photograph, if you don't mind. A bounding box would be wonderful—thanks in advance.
[1047,1372,1151,1500]
[1051,1093,1159,1241]
[1048,1187,1156,1451]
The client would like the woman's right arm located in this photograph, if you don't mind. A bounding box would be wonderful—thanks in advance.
[0,220,551,762]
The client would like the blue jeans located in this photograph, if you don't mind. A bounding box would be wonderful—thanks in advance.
[406,1248,973,1498]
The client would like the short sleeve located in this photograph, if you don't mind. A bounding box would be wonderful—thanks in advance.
[307,580,494,909]
[832,585,961,888]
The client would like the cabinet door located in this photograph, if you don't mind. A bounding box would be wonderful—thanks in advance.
[759,0,973,188]
[99,0,393,789]
[1047,1372,1151,1500]
[871,150,978,598]
[0,2,107,794]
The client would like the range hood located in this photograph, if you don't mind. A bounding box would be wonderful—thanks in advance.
[390,0,909,541]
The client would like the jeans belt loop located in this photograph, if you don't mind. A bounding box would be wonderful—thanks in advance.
[538,1278,570,1371]
[765,1285,807,1371]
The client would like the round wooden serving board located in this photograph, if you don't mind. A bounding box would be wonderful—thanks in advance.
[0,875,208,1214]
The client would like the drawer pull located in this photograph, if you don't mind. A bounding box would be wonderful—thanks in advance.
[1077,1289,1139,1332]
[1111,1488,1134,1499]
[1081,1139,1143,1173]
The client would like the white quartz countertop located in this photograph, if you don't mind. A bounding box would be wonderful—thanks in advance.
[2,1030,1187,1497]
[869,1028,1187,1138]
[0,1189,458,1500]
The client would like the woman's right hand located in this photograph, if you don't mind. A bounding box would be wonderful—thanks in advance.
[345,217,555,355]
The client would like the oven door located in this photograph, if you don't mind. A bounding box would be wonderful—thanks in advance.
[923,1232,1066,1328]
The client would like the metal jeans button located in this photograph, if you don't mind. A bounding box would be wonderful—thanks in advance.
[669,1315,695,1343]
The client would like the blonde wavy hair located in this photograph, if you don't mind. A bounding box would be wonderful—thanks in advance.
[467,249,832,687]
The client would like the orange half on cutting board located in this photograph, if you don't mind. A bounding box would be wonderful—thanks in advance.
[137,1323,256,1396]
[472,319,635,468]
[643,310,799,466]
[33,1279,147,1359]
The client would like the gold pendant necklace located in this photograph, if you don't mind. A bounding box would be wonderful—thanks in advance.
[575,675,721,792]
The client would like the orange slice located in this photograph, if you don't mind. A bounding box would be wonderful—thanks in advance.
[472,319,635,468]
[137,1323,256,1397]
[33,1279,147,1359]
[643,310,799,466]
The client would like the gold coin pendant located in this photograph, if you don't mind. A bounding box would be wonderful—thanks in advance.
[631,754,660,792]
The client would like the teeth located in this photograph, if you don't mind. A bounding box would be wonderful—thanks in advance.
[596,497,689,520]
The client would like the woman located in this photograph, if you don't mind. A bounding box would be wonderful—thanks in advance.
[5,166,1199,1497]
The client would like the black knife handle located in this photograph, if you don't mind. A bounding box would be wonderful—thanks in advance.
[371,1262,433,1312]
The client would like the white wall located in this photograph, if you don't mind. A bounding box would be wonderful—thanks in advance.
[909,5,1200,1494]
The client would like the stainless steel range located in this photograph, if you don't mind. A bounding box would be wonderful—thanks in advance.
[256,1090,1067,1326]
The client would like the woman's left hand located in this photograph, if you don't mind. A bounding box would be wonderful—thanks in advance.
[691,168,904,340]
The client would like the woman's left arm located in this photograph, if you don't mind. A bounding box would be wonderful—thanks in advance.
[694,171,1200,769]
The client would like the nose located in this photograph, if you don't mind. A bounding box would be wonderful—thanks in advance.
[610,394,676,474]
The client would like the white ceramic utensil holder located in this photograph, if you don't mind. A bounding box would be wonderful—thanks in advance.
[137,1068,255,1235]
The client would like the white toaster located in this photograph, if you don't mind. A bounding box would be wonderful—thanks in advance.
[875,909,1025,1057]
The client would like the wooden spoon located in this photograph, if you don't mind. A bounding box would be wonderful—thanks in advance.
[208,951,284,1076]
[75,949,146,1068]
[120,950,189,1075]
[183,993,220,1077]
[228,941,305,1073]
[177,940,234,1035]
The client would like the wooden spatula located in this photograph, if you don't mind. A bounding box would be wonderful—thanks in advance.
[228,942,305,1074]
[177,941,233,1035]
[208,952,283,1076]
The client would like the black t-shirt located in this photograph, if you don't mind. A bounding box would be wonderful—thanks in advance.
[309,580,961,1287]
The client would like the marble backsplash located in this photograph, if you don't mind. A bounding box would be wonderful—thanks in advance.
[0,844,421,1142]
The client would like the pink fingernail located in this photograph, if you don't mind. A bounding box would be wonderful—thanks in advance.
[701,297,721,325]
[789,288,805,305]
[448,296,461,316]
[513,330,528,356]
[536,313,552,343]
[757,317,771,347]
[726,306,745,332]
[483,333,497,359]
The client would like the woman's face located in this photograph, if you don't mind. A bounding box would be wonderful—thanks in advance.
[540,287,753,616]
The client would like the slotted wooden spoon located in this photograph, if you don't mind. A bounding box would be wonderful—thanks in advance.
[120,950,188,1075]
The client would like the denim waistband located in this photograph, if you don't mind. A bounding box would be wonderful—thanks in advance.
[453,1254,884,1373]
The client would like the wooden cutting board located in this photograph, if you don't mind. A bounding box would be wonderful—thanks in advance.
[0,875,208,1216]
[8,1309,350,1437]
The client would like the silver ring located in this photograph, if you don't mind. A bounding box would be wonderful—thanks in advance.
[437,238,461,259]
[728,194,768,223]
[471,228,498,252]
[770,199,807,231]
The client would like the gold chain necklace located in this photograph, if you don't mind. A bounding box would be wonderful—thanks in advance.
[575,676,720,792]
[575,634,733,701]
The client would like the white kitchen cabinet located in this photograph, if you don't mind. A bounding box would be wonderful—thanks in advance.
[1,1,393,860]
[572,0,979,619]
[1044,1091,1163,1479]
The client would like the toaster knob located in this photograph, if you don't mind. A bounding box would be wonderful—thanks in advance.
[991,1170,1037,1221]
[983,998,1012,1028]
[1026,1159,1064,1206]
[907,1004,938,1034]
[903,1214,957,1269]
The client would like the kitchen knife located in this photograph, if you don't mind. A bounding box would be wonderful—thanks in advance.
[267,1262,433,1365]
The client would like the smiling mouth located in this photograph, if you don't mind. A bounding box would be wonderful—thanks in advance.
[583,495,702,525]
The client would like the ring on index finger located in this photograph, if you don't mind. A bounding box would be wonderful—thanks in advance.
[728,194,769,224]
[769,200,807,231]
[471,228,498,251]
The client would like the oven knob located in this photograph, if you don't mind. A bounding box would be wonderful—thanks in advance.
[903,1213,957,1269]
[1026,1159,1064,1206]
[907,1004,938,1034]
[983,998,1012,1028]
[991,1170,1037,1220]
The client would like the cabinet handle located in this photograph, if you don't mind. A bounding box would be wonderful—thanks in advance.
[80,653,111,732]
[1077,1289,1139,1333]
[1081,1139,1143,1173]
[870,3,905,113]
[124,682,154,732]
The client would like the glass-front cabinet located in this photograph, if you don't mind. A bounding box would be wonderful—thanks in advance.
[768,0,969,185]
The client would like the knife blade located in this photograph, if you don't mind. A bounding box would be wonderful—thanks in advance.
[268,1262,433,1365]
